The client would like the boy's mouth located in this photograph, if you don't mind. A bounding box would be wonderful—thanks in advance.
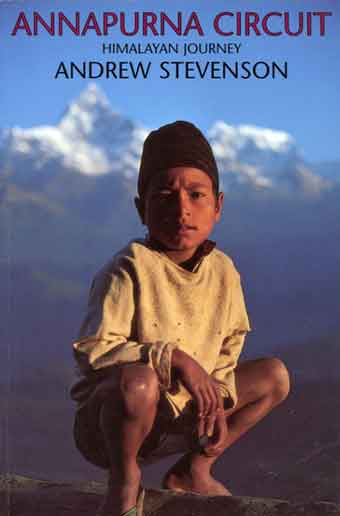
[172,223,197,235]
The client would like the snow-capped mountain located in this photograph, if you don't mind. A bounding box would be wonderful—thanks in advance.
[209,121,335,194]
[209,121,298,188]
[1,84,338,196]
[1,84,147,179]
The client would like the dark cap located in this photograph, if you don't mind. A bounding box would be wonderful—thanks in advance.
[138,121,219,199]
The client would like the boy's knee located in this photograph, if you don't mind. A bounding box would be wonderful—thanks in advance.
[120,365,160,412]
[266,358,290,403]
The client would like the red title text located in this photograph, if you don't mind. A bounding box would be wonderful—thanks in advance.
[11,11,332,37]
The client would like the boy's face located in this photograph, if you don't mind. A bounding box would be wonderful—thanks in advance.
[136,166,224,264]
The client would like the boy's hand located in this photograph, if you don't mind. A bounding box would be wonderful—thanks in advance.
[202,412,228,457]
[171,349,223,423]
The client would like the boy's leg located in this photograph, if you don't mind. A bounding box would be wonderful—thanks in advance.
[94,364,160,515]
[163,357,290,495]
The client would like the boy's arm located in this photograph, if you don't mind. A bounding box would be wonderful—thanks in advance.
[211,272,251,409]
[73,263,176,390]
[171,348,223,419]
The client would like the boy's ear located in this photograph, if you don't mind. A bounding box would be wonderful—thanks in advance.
[134,196,145,224]
[215,191,224,220]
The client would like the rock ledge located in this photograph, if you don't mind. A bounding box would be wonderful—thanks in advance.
[1,475,340,516]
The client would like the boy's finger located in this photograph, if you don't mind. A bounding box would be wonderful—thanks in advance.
[203,434,223,456]
[203,444,223,457]
[207,384,218,415]
[210,382,223,410]
[195,389,204,417]
[200,386,213,416]
[215,386,224,410]
[197,416,205,438]
[206,416,228,451]
[204,434,224,455]
[205,413,216,437]
[206,382,220,416]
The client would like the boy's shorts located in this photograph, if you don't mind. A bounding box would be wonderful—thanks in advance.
[73,369,231,468]
[74,392,199,468]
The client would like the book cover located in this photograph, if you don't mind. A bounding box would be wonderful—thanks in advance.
[1,0,339,509]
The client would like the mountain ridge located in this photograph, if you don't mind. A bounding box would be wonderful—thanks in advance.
[1,83,338,195]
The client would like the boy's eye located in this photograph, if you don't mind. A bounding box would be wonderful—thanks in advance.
[159,189,172,195]
[150,190,175,203]
[156,190,173,198]
[190,191,205,199]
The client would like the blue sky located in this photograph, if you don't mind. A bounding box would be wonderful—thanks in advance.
[1,0,339,162]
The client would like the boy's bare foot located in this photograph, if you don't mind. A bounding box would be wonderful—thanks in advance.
[163,470,231,496]
[97,463,141,516]
[162,456,231,497]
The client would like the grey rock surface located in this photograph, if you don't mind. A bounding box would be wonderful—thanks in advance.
[1,476,340,516]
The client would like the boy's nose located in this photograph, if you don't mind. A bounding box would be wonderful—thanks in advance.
[173,190,191,218]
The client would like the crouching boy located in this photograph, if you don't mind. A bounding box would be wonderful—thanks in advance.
[70,121,290,516]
